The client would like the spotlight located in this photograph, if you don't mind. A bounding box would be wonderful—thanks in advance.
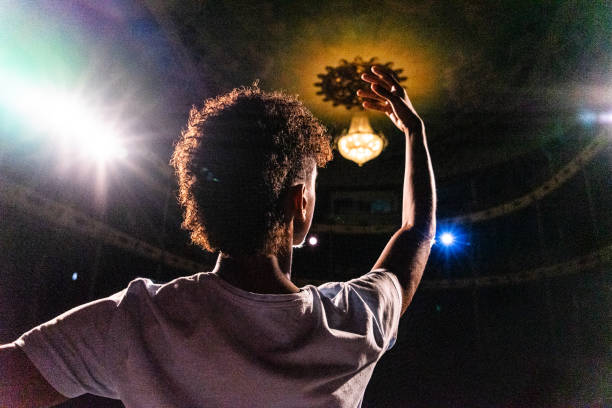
[598,111,612,124]
[578,110,612,125]
[308,236,318,246]
[440,232,455,246]
[433,226,467,257]
[0,68,128,163]
[81,135,128,161]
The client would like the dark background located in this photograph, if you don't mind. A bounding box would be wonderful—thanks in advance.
[1,1,610,407]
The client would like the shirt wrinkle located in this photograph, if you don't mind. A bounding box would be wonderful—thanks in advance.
[17,270,402,408]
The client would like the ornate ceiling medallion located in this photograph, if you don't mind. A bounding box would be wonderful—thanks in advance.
[315,57,405,166]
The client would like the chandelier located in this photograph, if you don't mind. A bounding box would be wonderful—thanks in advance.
[315,57,405,166]
[337,113,387,166]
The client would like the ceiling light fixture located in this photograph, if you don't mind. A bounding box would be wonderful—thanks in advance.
[315,57,405,166]
[337,113,387,166]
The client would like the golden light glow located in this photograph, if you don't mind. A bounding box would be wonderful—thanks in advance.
[337,113,386,166]
[275,17,440,123]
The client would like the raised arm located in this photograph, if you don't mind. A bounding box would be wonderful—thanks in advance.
[0,342,68,407]
[358,66,437,316]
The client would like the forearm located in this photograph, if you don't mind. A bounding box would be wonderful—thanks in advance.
[402,124,437,239]
[0,342,68,408]
[378,126,435,314]
[373,126,436,313]
[374,227,433,313]
[362,65,437,315]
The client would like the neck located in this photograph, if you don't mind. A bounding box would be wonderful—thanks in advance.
[212,243,299,294]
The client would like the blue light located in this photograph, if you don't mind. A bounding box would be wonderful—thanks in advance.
[433,226,468,252]
[71,272,78,281]
[433,226,469,265]
[440,232,455,246]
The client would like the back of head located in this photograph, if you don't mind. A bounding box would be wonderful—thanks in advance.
[171,86,332,257]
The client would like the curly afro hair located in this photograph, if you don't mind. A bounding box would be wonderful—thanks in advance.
[171,86,333,256]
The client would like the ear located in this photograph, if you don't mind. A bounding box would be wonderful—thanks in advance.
[285,183,308,223]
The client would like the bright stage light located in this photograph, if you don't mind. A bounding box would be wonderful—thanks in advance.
[432,226,468,255]
[440,232,455,246]
[578,110,612,125]
[308,236,318,246]
[81,134,128,161]
[0,68,127,162]
[598,112,612,124]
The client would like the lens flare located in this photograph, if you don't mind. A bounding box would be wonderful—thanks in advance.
[0,68,127,162]
[440,232,455,246]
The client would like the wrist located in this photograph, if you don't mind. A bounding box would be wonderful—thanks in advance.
[403,118,424,139]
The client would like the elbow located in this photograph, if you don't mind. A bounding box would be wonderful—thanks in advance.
[420,202,437,239]
[409,198,436,238]
[406,216,436,243]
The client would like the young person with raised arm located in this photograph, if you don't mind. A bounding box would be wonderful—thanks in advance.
[1,65,436,407]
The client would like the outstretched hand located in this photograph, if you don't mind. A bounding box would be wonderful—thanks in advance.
[358,66,423,135]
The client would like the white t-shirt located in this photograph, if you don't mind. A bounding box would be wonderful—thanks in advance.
[16,269,402,408]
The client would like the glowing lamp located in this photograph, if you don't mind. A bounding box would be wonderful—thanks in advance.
[308,236,318,246]
[337,113,387,166]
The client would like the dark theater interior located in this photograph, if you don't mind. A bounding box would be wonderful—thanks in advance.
[0,1,610,407]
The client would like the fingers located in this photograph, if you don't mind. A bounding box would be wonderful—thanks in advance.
[359,65,420,132]
[357,88,390,113]
[360,84,396,110]
[361,73,398,99]
[361,72,390,89]
[357,88,384,102]
[371,83,397,101]
[371,66,403,93]
[362,99,391,114]
[361,67,395,89]
[360,65,406,116]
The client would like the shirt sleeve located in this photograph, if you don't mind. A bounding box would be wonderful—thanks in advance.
[346,269,403,350]
[14,290,125,399]
[317,269,403,352]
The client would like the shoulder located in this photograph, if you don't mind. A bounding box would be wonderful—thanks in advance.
[310,269,402,319]
[120,273,203,301]
[308,269,403,350]
[116,273,211,324]
[349,269,402,290]
[315,269,402,300]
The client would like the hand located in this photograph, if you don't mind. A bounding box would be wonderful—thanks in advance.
[358,66,423,135]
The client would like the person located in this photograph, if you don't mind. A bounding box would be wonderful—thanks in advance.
[0,66,436,407]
